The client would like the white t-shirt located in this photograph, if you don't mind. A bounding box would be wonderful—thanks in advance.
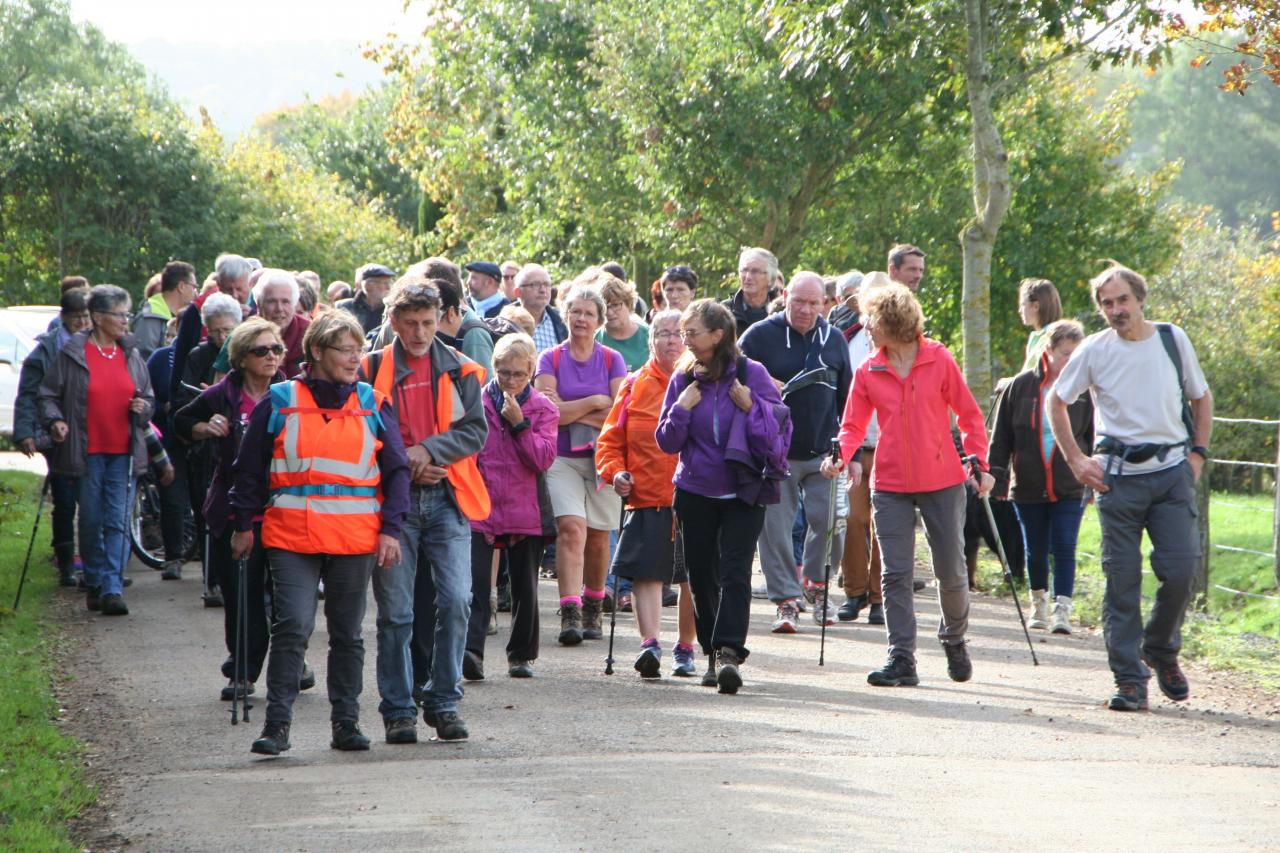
[847,326,880,447]
[1053,323,1208,475]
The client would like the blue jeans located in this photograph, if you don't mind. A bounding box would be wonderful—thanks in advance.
[77,454,133,597]
[1014,500,1086,598]
[377,484,472,719]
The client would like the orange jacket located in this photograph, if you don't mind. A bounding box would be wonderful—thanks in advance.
[596,358,678,509]
[262,380,385,555]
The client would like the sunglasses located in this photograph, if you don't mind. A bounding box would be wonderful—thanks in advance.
[248,344,285,358]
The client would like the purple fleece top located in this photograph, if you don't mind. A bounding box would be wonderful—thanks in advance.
[536,341,626,458]
[655,357,784,499]
[228,376,410,539]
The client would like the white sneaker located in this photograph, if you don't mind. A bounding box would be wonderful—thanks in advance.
[1051,596,1073,634]
[1028,589,1050,630]
[771,600,800,634]
[810,586,837,626]
[752,580,770,599]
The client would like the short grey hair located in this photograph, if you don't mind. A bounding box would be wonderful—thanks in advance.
[559,282,607,328]
[201,292,242,326]
[86,284,131,315]
[514,263,551,291]
[837,270,863,298]
[739,247,778,283]
[215,254,253,290]
[647,309,682,355]
[252,268,300,307]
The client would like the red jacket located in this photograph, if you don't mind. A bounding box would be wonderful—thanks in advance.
[837,337,988,494]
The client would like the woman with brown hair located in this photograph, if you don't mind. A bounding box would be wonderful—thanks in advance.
[1017,278,1063,372]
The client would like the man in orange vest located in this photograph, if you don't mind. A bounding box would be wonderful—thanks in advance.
[360,278,489,743]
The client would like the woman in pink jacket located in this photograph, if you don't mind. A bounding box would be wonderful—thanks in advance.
[470,334,560,678]
[824,284,994,688]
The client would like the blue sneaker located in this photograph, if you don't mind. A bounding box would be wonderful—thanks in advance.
[634,643,661,679]
[672,643,697,677]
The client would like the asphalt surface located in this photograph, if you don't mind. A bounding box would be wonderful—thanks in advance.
[57,554,1280,852]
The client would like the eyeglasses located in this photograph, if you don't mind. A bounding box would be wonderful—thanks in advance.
[520,281,551,291]
[497,369,530,381]
[653,331,681,341]
[248,344,285,358]
[325,345,362,358]
[738,267,768,277]
[94,310,133,322]
[679,328,709,340]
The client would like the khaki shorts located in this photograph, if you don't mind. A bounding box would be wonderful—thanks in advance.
[546,455,622,531]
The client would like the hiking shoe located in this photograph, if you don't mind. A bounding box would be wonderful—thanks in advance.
[715,649,743,695]
[619,593,633,613]
[701,653,718,687]
[751,580,770,599]
[385,716,418,745]
[912,578,927,592]
[811,586,837,626]
[771,599,800,634]
[331,720,371,751]
[122,575,133,588]
[558,603,584,646]
[220,679,255,701]
[1143,653,1190,702]
[463,650,485,682]
[496,582,512,613]
[1108,683,1149,712]
[58,564,78,587]
[299,662,317,691]
[160,559,183,580]
[203,586,224,608]
[635,645,662,679]
[581,597,604,640]
[423,709,469,741]
[1028,589,1050,630]
[86,587,102,612]
[1051,596,1073,635]
[672,644,697,677]
[942,641,973,682]
[101,593,129,616]
[251,721,291,756]
[508,660,534,678]
[802,577,818,606]
[867,654,919,687]
[866,603,885,625]
[838,593,867,622]
[662,586,678,607]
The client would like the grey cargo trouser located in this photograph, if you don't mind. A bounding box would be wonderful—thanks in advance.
[757,455,846,603]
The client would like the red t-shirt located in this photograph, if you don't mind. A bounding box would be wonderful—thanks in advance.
[85,343,134,454]
[397,352,436,447]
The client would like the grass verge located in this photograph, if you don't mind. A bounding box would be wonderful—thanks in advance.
[0,470,95,851]
[973,490,1280,691]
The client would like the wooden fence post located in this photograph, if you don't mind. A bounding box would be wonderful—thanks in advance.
[1195,459,1211,607]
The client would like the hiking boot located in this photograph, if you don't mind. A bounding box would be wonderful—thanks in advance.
[942,640,973,682]
[558,603,584,645]
[771,599,800,634]
[299,662,317,691]
[811,586,837,626]
[101,593,129,616]
[220,679,255,701]
[331,720,371,751]
[160,559,183,580]
[838,593,867,622]
[508,660,534,678]
[581,597,604,640]
[251,721,291,755]
[1108,683,1149,712]
[1051,596,1073,635]
[203,585,224,608]
[866,603,885,625]
[1028,589,1049,630]
[462,650,485,682]
[662,585,678,607]
[86,587,102,612]
[384,716,418,745]
[701,653,718,687]
[868,654,919,687]
[56,544,77,587]
[672,644,696,677]
[715,648,743,695]
[1143,653,1190,702]
[423,709,469,741]
[496,581,512,613]
[634,644,661,679]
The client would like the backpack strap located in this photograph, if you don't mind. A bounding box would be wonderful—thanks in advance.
[736,356,749,384]
[1156,323,1195,443]
[552,340,613,376]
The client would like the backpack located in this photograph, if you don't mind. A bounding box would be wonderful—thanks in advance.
[459,314,522,344]
[549,340,616,375]
[1156,323,1196,443]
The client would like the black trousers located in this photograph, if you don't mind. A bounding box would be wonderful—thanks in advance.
[673,489,765,660]
[211,526,270,683]
[157,440,190,561]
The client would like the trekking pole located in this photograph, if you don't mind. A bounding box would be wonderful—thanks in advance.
[819,439,840,667]
[965,456,1039,666]
[12,475,51,611]
[231,555,253,723]
[604,489,628,676]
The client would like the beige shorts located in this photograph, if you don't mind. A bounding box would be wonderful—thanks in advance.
[546,455,622,531]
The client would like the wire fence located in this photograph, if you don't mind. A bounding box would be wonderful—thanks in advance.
[1201,416,1279,599]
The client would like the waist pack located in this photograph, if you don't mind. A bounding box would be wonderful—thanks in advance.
[1093,436,1181,465]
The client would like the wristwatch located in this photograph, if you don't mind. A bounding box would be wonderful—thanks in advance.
[1190,445,1209,460]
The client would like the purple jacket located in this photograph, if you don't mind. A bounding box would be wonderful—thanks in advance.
[472,384,559,538]
[656,357,790,501]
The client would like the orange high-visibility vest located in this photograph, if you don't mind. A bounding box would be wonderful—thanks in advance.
[362,345,491,521]
[262,380,386,555]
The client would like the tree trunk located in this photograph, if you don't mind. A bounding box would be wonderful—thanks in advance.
[960,0,1011,402]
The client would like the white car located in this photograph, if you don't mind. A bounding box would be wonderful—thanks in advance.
[0,306,60,437]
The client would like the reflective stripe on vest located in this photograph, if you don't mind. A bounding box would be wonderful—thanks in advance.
[364,345,492,521]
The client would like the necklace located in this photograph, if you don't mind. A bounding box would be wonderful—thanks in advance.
[91,336,119,360]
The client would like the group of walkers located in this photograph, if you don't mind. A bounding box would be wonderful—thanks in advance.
[12,239,1213,757]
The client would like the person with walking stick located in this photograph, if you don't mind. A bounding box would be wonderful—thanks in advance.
[1048,264,1212,712]
[597,310,699,679]
[822,283,992,687]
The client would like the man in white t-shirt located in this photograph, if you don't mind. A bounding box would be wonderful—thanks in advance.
[1049,264,1213,712]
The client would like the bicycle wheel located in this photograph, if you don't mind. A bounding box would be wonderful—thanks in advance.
[129,476,166,568]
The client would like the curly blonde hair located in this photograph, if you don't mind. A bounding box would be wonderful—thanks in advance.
[861,283,924,343]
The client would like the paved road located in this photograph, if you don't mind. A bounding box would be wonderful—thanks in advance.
[59,556,1280,852]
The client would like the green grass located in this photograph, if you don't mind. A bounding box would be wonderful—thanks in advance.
[974,490,1280,690]
[0,471,95,851]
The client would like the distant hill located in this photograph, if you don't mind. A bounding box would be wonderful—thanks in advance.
[127,36,386,138]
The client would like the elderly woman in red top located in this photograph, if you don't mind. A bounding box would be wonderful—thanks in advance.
[597,310,698,679]
[823,284,994,688]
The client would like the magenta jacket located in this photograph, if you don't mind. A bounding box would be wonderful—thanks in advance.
[472,383,560,538]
